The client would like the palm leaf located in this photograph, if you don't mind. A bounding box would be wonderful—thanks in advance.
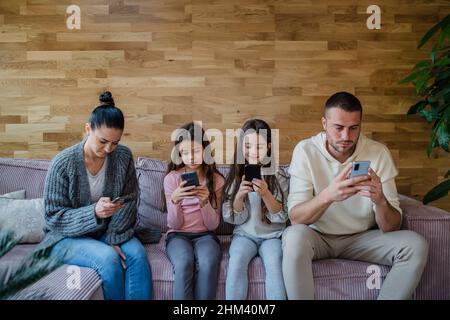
[0,246,62,300]
[423,179,450,204]
[0,230,22,258]
[407,100,427,115]
[418,14,450,49]
[402,14,450,204]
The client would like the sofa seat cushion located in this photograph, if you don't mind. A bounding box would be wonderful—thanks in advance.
[146,233,391,300]
[0,244,103,300]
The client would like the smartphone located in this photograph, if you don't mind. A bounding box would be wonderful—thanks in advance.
[349,161,371,178]
[180,171,200,187]
[111,194,134,204]
[244,164,262,182]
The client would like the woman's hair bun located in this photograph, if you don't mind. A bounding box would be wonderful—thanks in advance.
[99,91,115,106]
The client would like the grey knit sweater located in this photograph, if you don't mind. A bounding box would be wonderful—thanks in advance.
[37,139,139,251]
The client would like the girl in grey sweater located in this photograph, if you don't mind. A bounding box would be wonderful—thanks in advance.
[223,119,288,300]
[41,92,152,300]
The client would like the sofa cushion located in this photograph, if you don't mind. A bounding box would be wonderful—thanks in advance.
[0,158,50,199]
[0,197,46,243]
[398,194,450,299]
[135,157,168,233]
[8,265,104,300]
[1,189,26,199]
[146,233,390,300]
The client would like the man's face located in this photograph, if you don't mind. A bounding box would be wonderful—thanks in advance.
[322,107,361,158]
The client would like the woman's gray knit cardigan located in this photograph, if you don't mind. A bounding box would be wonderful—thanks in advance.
[37,139,138,251]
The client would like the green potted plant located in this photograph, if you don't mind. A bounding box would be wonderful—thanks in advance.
[400,14,450,204]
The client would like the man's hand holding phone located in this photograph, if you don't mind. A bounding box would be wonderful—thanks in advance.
[95,197,124,219]
[322,163,370,204]
[353,167,386,205]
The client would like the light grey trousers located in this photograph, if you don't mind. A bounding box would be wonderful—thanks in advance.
[282,224,429,300]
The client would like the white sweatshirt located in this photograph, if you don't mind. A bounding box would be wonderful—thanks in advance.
[288,132,402,235]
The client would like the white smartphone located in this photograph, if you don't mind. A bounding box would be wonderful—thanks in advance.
[349,161,371,178]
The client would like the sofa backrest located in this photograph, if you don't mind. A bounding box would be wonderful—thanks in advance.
[135,157,290,235]
[0,158,50,199]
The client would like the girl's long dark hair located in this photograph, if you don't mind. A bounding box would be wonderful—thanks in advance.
[223,119,285,223]
[162,122,224,212]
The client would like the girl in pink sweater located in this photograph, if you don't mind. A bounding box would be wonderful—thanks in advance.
[163,122,225,300]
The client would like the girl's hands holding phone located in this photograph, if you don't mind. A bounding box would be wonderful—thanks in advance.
[171,180,196,204]
[194,185,210,207]
[251,178,269,198]
[236,175,254,201]
[232,175,254,213]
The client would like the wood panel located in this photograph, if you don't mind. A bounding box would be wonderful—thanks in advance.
[0,0,449,211]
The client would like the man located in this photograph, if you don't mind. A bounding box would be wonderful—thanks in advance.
[283,92,428,300]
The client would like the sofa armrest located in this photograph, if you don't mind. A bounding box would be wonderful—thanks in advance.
[399,194,450,299]
[400,194,450,220]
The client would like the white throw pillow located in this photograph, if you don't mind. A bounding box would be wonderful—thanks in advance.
[0,196,45,244]
[0,190,26,199]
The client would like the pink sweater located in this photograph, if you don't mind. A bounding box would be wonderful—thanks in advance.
[163,170,225,234]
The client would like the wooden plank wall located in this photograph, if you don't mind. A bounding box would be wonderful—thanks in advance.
[0,0,449,211]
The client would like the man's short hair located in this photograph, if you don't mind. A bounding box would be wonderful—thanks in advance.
[325,92,362,116]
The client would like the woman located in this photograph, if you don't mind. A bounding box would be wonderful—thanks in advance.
[40,91,152,300]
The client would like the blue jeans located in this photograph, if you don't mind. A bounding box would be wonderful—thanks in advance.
[52,235,152,300]
[226,234,286,300]
[166,231,221,300]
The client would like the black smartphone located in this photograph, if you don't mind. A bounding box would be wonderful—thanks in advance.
[244,164,262,182]
[111,193,134,204]
[181,171,200,187]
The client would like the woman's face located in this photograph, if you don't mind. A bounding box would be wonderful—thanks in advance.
[242,132,270,165]
[85,123,123,159]
[179,140,204,170]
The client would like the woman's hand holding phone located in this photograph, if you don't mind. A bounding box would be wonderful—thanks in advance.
[95,197,124,219]
[111,245,127,269]
[171,180,196,204]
